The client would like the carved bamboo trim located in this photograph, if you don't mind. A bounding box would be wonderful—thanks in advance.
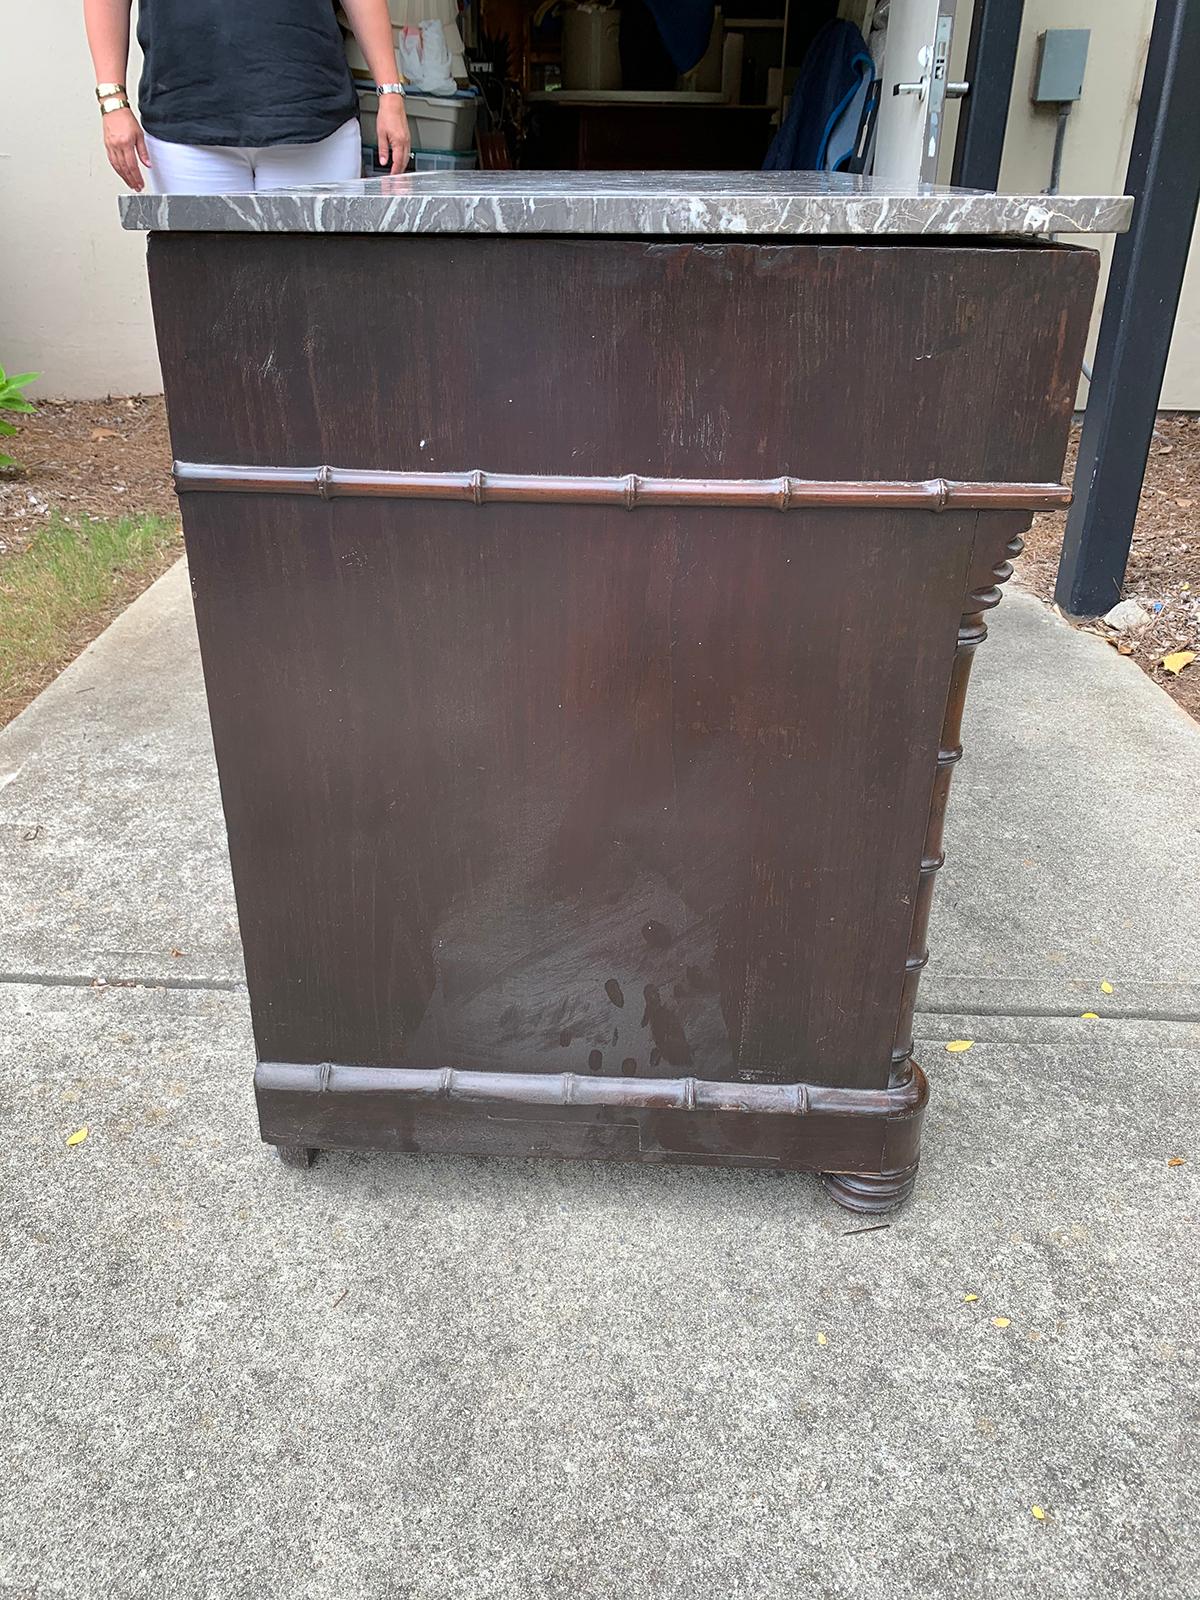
[892,518,1029,1067]
[174,461,1072,513]
[256,1061,926,1119]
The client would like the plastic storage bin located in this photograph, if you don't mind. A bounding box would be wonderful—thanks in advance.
[358,90,478,153]
[414,150,478,171]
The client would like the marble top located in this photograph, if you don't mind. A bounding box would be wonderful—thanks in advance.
[120,170,1132,237]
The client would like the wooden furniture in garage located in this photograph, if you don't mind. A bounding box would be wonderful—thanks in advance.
[124,172,1129,1208]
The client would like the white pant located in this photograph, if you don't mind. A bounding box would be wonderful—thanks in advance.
[146,117,361,193]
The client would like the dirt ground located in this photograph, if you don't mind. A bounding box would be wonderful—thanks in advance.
[2,397,1198,720]
[1022,413,1200,720]
[0,396,179,722]
[0,393,176,556]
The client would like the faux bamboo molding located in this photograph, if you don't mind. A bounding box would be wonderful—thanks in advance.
[173,461,1072,513]
[256,1060,928,1120]
[891,514,1030,1068]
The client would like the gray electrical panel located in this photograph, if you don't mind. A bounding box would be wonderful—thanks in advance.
[1032,29,1090,103]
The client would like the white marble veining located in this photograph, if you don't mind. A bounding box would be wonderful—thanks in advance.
[120,169,1132,237]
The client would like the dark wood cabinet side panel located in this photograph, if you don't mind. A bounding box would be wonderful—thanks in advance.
[180,495,975,1090]
[149,230,1099,1136]
[149,235,1098,486]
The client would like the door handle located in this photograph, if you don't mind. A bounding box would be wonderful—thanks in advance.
[893,78,968,99]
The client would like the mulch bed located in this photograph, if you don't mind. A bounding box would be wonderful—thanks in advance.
[0,396,180,724]
[0,393,176,555]
[2,397,1198,720]
[1021,413,1200,721]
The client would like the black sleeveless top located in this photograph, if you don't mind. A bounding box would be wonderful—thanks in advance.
[137,0,358,147]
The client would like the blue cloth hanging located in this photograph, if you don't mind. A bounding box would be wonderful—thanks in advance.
[640,0,716,76]
[763,18,875,172]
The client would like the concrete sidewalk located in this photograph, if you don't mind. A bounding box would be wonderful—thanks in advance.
[2,560,1198,1598]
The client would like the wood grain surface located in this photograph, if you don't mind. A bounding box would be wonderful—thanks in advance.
[149,233,1096,1174]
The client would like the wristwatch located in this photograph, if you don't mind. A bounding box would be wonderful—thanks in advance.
[375,82,408,97]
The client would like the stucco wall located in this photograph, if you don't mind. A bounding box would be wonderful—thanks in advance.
[0,2,160,398]
[948,0,1199,409]
[1,1,1197,403]
[997,0,1200,411]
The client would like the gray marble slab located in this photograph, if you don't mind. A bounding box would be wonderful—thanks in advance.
[120,170,1132,237]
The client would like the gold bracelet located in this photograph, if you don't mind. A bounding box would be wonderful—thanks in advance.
[95,82,126,100]
[99,95,131,116]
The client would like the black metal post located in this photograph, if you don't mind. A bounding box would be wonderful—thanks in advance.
[951,0,1025,190]
[1055,0,1200,616]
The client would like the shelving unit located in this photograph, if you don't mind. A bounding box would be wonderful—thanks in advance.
[492,0,865,167]
[724,1,793,108]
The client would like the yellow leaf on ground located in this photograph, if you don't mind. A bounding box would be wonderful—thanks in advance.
[945,1039,973,1053]
[66,1126,89,1146]
[1031,1506,1046,1521]
[1167,1156,1185,1167]
[992,1317,1011,1329]
[1161,650,1196,675]
[1080,1012,1099,1021]
[1100,981,1114,994]
[963,1293,979,1303]
[816,1332,828,1347]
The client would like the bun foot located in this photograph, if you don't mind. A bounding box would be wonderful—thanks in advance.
[276,1144,317,1169]
[823,1162,918,1214]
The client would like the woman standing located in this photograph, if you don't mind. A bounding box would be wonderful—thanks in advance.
[83,0,411,193]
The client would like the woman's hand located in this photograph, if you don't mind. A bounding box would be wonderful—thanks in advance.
[340,0,412,174]
[376,95,412,176]
[102,106,151,191]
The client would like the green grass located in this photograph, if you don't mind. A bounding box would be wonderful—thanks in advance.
[0,512,181,725]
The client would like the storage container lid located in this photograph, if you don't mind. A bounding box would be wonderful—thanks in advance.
[120,170,1132,237]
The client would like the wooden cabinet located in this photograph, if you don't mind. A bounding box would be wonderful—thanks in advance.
[524,97,778,168]
[136,182,1108,1208]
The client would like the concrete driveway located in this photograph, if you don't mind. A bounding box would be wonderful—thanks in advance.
[2,562,1197,1598]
